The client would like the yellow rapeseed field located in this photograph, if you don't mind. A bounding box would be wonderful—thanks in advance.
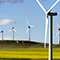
[0,48,60,59]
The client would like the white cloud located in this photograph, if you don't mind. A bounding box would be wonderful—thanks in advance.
[0,19,14,25]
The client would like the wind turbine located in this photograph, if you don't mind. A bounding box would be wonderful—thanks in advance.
[54,23,60,44]
[0,30,4,40]
[26,20,34,41]
[8,21,17,40]
[36,0,59,48]
[36,0,59,60]
[56,28,60,44]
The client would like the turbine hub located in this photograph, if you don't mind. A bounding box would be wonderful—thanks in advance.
[58,28,60,31]
[28,26,30,28]
[1,31,3,33]
[12,27,14,29]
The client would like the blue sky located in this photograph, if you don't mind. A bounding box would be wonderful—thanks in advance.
[0,0,60,44]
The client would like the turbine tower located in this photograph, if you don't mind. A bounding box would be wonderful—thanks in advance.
[26,20,34,41]
[0,30,4,40]
[48,12,57,60]
[36,0,59,48]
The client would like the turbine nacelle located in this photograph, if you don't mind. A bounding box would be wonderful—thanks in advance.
[12,27,14,30]
[1,31,3,34]
[48,12,57,16]
[58,28,60,31]
[28,26,30,28]
[0,31,4,34]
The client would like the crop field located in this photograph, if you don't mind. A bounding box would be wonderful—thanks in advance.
[0,41,60,60]
[0,48,60,59]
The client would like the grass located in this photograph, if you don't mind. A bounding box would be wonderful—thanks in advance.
[0,41,44,49]
[0,48,60,59]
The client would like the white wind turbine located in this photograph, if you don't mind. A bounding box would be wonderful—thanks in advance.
[54,23,60,44]
[56,29,60,44]
[8,21,17,40]
[36,0,59,60]
[0,30,4,40]
[36,0,59,48]
[26,20,34,41]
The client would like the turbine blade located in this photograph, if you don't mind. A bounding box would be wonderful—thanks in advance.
[56,30,59,36]
[30,25,34,27]
[44,14,48,48]
[47,0,59,13]
[26,20,29,26]
[26,28,29,34]
[36,0,47,13]
[8,29,12,32]
[13,29,17,33]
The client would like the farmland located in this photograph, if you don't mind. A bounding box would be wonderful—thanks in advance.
[0,40,60,60]
[0,48,60,60]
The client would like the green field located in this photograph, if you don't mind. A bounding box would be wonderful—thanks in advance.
[0,48,60,59]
